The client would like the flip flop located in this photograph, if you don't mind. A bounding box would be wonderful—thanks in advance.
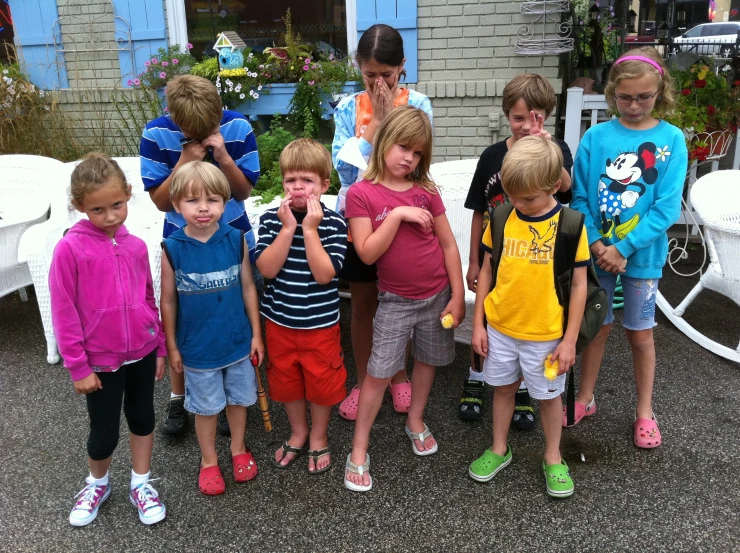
[271,441,306,469]
[344,453,372,492]
[232,449,258,482]
[307,447,332,475]
[404,424,439,456]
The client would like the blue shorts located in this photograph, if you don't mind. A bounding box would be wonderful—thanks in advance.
[599,274,660,331]
[183,357,258,416]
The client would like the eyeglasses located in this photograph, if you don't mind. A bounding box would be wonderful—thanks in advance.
[613,91,659,106]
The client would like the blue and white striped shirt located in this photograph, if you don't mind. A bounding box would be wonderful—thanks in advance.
[140,110,260,261]
[255,205,347,329]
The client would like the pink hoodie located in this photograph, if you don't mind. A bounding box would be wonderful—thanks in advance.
[49,219,166,381]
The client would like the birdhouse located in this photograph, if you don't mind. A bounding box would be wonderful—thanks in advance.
[214,31,247,69]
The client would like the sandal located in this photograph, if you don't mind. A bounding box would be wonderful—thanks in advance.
[543,459,574,498]
[198,465,225,495]
[338,386,360,421]
[307,448,332,475]
[344,453,372,492]
[634,412,662,449]
[232,449,258,482]
[562,396,597,428]
[388,380,412,413]
[404,424,439,456]
[271,441,306,469]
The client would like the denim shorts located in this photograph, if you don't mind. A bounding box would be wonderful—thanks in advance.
[482,326,564,400]
[183,357,258,416]
[599,274,659,331]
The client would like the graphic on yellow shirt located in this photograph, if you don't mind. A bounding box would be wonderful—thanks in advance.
[528,220,557,257]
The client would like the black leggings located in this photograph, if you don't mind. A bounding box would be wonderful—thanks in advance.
[86,351,156,461]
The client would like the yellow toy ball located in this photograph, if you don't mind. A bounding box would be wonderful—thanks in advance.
[441,314,454,329]
[544,354,559,381]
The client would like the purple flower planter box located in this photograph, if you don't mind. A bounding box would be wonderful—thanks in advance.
[232,82,363,118]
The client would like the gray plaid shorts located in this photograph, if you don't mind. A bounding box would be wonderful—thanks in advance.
[368,285,456,379]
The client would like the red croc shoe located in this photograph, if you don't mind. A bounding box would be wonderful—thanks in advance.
[389,380,412,413]
[232,449,259,482]
[634,413,662,449]
[198,465,225,495]
[339,386,360,421]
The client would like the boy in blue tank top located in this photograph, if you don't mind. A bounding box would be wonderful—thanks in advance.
[160,161,264,496]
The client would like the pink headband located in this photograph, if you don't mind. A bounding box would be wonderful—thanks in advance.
[613,55,664,76]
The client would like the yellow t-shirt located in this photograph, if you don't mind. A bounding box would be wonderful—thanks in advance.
[482,205,591,341]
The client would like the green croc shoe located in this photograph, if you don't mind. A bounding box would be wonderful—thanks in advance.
[542,459,574,498]
[468,446,512,483]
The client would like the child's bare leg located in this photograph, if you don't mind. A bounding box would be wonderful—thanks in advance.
[349,281,378,389]
[492,383,518,455]
[308,403,332,472]
[129,433,153,475]
[225,405,247,456]
[406,361,436,451]
[89,456,113,479]
[276,399,309,466]
[347,375,391,487]
[170,368,185,395]
[626,328,656,419]
[194,414,218,467]
[576,323,612,405]
[540,397,563,465]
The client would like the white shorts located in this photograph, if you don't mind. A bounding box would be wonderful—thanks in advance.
[482,326,565,400]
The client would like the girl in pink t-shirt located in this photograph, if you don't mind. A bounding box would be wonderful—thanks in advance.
[343,106,465,492]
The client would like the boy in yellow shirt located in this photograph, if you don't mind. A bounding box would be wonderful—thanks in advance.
[468,136,589,498]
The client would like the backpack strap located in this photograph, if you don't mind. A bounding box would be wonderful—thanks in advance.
[488,203,515,291]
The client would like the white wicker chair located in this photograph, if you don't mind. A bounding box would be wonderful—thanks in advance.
[432,159,478,345]
[656,170,740,363]
[18,156,165,364]
[0,155,61,303]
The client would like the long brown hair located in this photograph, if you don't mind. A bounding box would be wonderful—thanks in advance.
[605,47,676,117]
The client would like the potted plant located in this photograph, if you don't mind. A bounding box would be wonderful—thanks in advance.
[664,59,740,162]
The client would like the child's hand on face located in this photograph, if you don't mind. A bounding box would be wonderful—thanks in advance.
[180,140,207,164]
[302,194,324,231]
[251,336,265,367]
[278,193,298,231]
[394,206,434,233]
[528,111,552,141]
[370,78,394,122]
[155,357,166,381]
[168,348,183,374]
[202,132,228,163]
[74,373,102,395]
[596,245,627,274]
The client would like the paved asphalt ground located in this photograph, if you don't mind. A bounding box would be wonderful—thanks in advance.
[1,250,739,552]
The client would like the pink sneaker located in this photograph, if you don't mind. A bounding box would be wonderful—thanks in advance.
[634,413,662,448]
[130,481,166,525]
[339,386,360,421]
[388,380,412,413]
[562,396,597,427]
[69,477,111,527]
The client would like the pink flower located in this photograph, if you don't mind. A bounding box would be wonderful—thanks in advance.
[161,61,168,67]
[164,106,169,112]
[172,59,179,64]
[133,78,141,86]
[186,43,193,49]
[305,58,311,63]
[159,72,167,78]
[303,65,309,71]
[127,79,133,86]
[151,58,158,64]
[308,80,315,85]
[145,61,150,66]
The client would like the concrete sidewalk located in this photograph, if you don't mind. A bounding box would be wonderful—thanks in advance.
[1,258,739,552]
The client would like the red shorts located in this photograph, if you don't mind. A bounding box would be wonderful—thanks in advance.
[265,320,347,406]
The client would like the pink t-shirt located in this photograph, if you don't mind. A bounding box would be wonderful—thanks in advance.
[345,179,449,300]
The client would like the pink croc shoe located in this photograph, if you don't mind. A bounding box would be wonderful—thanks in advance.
[339,386,360,421]
[562,396,597,427]
[634,413,662,448]
[389,380,412,413]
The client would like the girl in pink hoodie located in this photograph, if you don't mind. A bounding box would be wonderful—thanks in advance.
[50,153,167,527]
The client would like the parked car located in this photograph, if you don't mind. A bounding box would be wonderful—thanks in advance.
[672,22,740,57]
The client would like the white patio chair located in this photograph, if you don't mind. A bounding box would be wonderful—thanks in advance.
[18,156,165,364]
[656,170,740,363]
[0,155,60,303]
[432,159,478,345]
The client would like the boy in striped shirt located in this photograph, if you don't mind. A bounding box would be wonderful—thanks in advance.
[255,139,348,474]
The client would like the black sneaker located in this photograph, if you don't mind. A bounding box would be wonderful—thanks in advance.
[459,379,485,421]
[512,388,536,430]
[217,409,230,437]
[160,396,187,436]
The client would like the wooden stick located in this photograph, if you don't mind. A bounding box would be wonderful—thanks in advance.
[251,354,272,432]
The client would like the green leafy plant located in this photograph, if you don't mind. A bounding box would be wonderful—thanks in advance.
[129,44,197,89]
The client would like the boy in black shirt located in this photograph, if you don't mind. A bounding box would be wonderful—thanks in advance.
[460,74,573,427]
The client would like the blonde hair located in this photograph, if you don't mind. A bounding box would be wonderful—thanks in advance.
[70,152,129,207]
[166,75,222,140]
[169,161,231,203]
[501,136,562,197]
[364,105,436,194]
[502,74,557,117]
[280,138,332,181]
[605,47,675,116]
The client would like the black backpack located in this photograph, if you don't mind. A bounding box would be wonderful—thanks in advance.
[488,203,608,426]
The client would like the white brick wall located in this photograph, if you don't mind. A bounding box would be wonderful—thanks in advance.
[413,0,563,160]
